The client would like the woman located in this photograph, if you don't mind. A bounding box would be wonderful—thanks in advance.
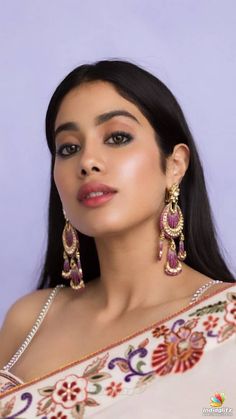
[0,59,235,418]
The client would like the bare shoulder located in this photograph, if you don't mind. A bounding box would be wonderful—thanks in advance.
[4,287,63,322]
[183,265,235,299]
[191,270,235,298]
[0,286,67,368]
[203,281,235,297]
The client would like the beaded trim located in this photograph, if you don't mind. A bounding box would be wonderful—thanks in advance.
[2,284,65,372]
[188,279,224,305]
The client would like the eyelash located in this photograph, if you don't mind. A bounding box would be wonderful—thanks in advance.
[55,131,133,157]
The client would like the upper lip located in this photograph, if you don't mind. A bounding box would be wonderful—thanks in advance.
[77,182,118,201]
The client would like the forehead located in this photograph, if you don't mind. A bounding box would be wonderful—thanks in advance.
[54,81,150,129]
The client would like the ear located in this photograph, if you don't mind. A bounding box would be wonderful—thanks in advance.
[166,143,190,188]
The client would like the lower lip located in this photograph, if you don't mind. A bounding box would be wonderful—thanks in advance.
[79,192,117,207]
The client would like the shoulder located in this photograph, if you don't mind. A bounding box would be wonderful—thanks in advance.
[200,281,236,299]
[0,286,66,368]
[4,287,62,324]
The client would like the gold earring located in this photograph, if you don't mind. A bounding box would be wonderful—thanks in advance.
[61,209,85,290]
[158,183,186,275]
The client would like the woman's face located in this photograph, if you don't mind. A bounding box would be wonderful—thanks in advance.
[54,81,167,237]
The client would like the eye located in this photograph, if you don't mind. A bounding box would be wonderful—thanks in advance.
[105,131,133,146]
[55,144,80,157]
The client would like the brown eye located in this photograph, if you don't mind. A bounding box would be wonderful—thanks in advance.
[105,131,133,145]
[56,144,80,157]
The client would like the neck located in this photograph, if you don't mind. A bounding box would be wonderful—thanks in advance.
[92,217,193,317]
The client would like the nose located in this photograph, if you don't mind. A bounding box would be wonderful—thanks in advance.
[77,144,105,178]
[80,164,100,176]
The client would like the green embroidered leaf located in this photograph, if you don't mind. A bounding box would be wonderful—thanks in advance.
[136,360,146,372]
[218,323,235,343]
[85,397,100,407]
[227,291,236,302]
[71,402,85,418]
[189,301,226,317]
[136,373,155,388]
[38,386,54,396]
[89,372,112,382]
[36,396,53,415]
[88,382,102,395]
[124,344,135,358]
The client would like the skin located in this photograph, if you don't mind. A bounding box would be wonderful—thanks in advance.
[53,80,222,322]
[0,80,230,383]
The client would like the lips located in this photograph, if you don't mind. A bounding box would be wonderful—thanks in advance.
[77,182,118,202]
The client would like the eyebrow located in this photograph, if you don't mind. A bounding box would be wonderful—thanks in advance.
[54,109,140,138]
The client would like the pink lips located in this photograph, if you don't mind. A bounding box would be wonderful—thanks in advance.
[77,182,118,207]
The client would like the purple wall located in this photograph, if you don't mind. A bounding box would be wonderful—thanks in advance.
[0,0,235,325]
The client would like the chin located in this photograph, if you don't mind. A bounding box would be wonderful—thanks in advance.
[77,225,123,238]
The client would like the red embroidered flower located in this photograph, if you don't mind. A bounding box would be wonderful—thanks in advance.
[151,321,206,375]
[152,325,169,338]
[225,301,236,326]
[52,374,88,408]
[106,381,122,397]
[50,412,67,419]
[203,315,219,331]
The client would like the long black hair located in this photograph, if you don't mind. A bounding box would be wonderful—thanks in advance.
[37,59,235,289]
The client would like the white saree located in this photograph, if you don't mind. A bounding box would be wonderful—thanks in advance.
[0,282,235,418]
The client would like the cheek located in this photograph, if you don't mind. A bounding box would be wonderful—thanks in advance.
[53,162,73,202]
[117,149,165,207]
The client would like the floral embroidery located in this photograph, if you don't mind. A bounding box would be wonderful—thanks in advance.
[152,324,170,338]
[218,291,236,343]
[0,392,33,418]
[52,375,88,408]
[106,381,122,397]
[151,318,206,375]
[108,339,154,385]
[0,395,16,417]
[203,315,219,331]
[36,353,112,417]
[50,412,68,419]
[202,315,220,336]
[225,301,236,325]
[189,301,226,318]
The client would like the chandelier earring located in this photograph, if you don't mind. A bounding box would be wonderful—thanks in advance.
[61,209,85,290]
[158,183,187,276]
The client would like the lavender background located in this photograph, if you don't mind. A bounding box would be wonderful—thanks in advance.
[0,0,235,326]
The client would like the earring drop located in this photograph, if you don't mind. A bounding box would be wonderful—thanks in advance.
[158,183,186,276]
[61,209,85,290]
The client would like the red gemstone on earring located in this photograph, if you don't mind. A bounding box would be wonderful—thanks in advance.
[63,259,70,272]
[178,240,186,261]
[71,269,80,283]
[167,247,178,269]
[65,229,73,247]
[167,211,179,228]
